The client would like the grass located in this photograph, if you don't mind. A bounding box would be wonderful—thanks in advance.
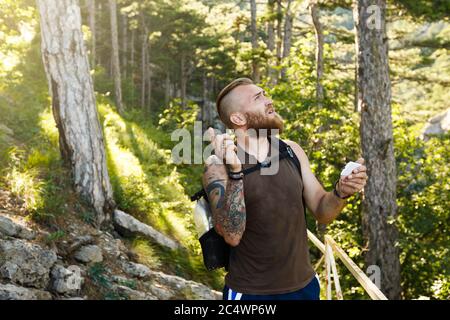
[0,31,224,292]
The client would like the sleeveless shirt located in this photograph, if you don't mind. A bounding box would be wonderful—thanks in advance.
[224,137,315,294]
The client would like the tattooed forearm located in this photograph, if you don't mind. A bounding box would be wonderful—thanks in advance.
[218,178,246,245]
[203,157,228,235]
[202,156,246,246]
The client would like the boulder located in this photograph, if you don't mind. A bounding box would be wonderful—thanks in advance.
[0,239,57,289]
[145,269,222,300]
[422,108,450,140]
[113,210,180,250]
[0,283,52,300]
[121,261,151,279]
[0,216,36,240]
[50,264,84,295]
[73,245,103,264]
[114,285,156,300]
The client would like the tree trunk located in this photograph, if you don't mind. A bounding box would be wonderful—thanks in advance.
[250,0,260,83]
[281,0,293,80]
[354,0,401,299]
[141,27,148,109]
[108,0,124,114]
[37,0,115,227]
[146,45,152,114]
[164,69,170,106]
[130,28,135,76]
[180,52,187,108]
[267,0,276,84]
[87,0,96,69]
[121,13,128,79]
[310,0,324,107]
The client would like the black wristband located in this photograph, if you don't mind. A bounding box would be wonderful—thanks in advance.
[228,170,244,180]
[334,180,350,199]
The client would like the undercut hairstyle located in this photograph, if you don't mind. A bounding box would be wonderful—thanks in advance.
[216,78,254,128]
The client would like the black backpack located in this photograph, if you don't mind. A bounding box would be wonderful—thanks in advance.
[190,137,307,271]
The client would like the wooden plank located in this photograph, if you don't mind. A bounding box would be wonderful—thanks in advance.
[325,235,388,300]
[307,230,326,254]
[325,237,343,300]
[325,243,332,300]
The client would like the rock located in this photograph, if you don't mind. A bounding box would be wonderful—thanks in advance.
[422,108,450,140]
[0,216,36,240]
[0,239,57,289]
[146,283,176,300]
[51,264,83,295]
[98,233,125,259]
[66,235,94,254]
[114,285,156,300]
[113,210,180,250]
[121,261,151,279]
[73,245,103,264]
[144,269,221,300]
[0,283,52,300]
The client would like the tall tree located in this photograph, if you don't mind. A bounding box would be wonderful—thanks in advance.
[310,0,325,107]
[250,0,260,83]
[109,0,124,114]
[121,13,128,79]
[266,0,276,84]
[276,0,283,79]
[141,17,149,109]
[281,0,293,80]
[86,0,96,69]
[354,0,401,299]
[37,0,115,227]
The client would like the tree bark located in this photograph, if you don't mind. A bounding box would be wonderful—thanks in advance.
[108,0,124,114]
[164,69,170,106]
[86,0,96,69]
[146,45,152,114]
[354,0,401,299]
[121,13,128,79]
[267,0,276,84]
[281,0,293,80]
[37,0,115,227]
[180,52,187,108]
[310,0,324,107]
[250,0,260,83]
[141,26,148,109]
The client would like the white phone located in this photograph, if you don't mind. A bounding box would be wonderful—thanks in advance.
[340,161,362,177]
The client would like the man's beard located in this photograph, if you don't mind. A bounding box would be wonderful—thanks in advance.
[245,111,284,136]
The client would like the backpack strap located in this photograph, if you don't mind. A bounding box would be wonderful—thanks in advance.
[191,137,308,224]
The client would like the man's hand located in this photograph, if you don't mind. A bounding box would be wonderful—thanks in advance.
[336,158,368,198]
[207,127,242,172]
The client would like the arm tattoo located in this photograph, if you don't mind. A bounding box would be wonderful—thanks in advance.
[220,179,246,238]
[203,160,246,241]
[206,180,226,209]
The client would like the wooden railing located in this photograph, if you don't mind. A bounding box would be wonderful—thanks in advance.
[307,230,388,300]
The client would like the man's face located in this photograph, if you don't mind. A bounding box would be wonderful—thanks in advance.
[233,84,284,134]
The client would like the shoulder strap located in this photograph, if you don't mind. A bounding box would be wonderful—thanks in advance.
[192,138,308,224]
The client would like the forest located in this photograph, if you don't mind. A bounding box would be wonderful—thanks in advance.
[0,0,449,300]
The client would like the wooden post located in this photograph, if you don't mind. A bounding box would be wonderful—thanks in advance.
[325,235,343,300]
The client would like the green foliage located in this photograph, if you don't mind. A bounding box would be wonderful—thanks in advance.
[45,230,65,243]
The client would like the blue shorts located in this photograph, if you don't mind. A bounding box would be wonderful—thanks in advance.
[223,274,321,300]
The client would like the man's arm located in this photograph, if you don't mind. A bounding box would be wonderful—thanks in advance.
[285,140,367,224]
[203,156,246,247]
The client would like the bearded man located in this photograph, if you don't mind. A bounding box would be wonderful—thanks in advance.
[202,78,367,300]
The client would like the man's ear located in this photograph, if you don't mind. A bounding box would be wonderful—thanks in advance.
[229,112,247,127]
